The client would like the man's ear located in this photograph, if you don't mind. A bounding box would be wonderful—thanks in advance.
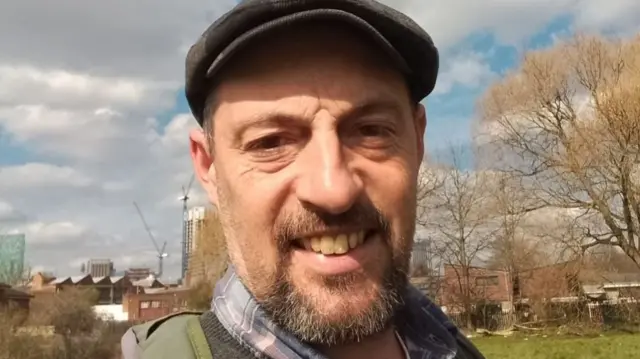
[414,103,427,164]
[189,128,218,206]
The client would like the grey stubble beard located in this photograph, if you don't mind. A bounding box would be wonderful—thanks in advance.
[259,235,411,347]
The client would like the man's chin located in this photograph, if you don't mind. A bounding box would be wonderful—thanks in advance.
[281,293,396,345]
[265,273,400,345]
[301,281,383,318]
[257,251,407,345]
[295,266,388,308]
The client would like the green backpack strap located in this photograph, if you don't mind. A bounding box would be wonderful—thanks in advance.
[186,315,214,359]
[131,311,208,359]
[128,310,254,359]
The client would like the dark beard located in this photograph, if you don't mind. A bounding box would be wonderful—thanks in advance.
[260,253,409,346]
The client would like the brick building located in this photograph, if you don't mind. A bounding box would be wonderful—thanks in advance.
[438,260,640,319]
[28,272,56,293]
[517,261,640,304]
[124,287,191,322]
[440,264,512,313]
[517,261,581,302]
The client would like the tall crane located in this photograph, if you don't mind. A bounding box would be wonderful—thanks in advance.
[178,174,195,280]
[133,201,168,278]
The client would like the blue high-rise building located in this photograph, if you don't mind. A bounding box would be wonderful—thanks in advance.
[0,233,26,285]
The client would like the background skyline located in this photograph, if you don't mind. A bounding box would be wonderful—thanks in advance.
[1,0,639,280]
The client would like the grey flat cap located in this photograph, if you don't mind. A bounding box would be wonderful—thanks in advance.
[185,0,440,126]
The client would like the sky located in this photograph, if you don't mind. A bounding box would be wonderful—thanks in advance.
[0,0,639,281]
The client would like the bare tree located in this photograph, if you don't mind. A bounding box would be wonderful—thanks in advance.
[484,173,548,305]
[1,287,129,359]
[479,34,640,268]
[29,287,99,335]
[588,245,640,273]
[416,161,445,222]
[418,146,495,328]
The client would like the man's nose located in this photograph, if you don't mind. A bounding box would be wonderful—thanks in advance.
[295,129,363,214]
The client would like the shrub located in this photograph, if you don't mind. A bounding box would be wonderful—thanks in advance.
[0,287,128,359]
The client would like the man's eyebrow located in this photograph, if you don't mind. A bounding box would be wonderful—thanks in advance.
[343,98,404,121]
[230,96,405,143]
[230,113,302,146]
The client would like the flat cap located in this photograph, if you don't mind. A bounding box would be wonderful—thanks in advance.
[185,0,439,126]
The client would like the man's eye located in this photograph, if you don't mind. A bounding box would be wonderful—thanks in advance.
[359,124,392,137]
[244,135,297,159]
[250,135,288,150]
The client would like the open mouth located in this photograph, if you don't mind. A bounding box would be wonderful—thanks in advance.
[293,230,375,255]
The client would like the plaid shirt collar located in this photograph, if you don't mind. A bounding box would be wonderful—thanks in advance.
[211,267,458,359]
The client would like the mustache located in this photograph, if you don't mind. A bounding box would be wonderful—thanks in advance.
[274,200,390,245]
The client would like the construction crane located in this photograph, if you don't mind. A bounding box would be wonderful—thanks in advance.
[133,201,168,278]
[178,174,195,280]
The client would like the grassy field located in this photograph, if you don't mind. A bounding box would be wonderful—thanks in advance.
[472,333,640,359]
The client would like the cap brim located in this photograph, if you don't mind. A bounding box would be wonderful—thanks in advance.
[205,9,412,87]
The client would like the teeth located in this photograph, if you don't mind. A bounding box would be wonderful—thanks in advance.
[301,231,367,255]
[348,233,358,249]
[310,237,321,252]
[320,236,335,255]
[334,234,349,254]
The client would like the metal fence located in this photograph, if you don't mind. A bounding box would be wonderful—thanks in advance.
[447,312,517,332]
[446,302,640,332]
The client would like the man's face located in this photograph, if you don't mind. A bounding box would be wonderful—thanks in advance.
[190,24,426,345]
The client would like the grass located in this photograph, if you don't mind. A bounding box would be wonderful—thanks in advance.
[472,333,640,359]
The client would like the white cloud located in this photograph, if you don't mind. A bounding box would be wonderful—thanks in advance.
[572,0,640,35]
[0,66,175,111]
[384,0,639,50]
[153,113,199,157]
[0,0,236,80]
[0,163,94,189]
[0,201,15,219]
[19,221,89,245]
[0,66,176,161]
[0,200,24,223]
[433,52,496,95]
[383,0,573,48]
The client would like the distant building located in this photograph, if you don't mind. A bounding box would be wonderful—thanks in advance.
[182,207,206,279]
[125,267,154,281]
[411,238,438,276]
[441,264,512,313]
[124,287,190,322]
[0,234,26,285]
[28,273,165,305]
[0,282,32,312]
[85,259,115,277]
[28,272,56,292]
